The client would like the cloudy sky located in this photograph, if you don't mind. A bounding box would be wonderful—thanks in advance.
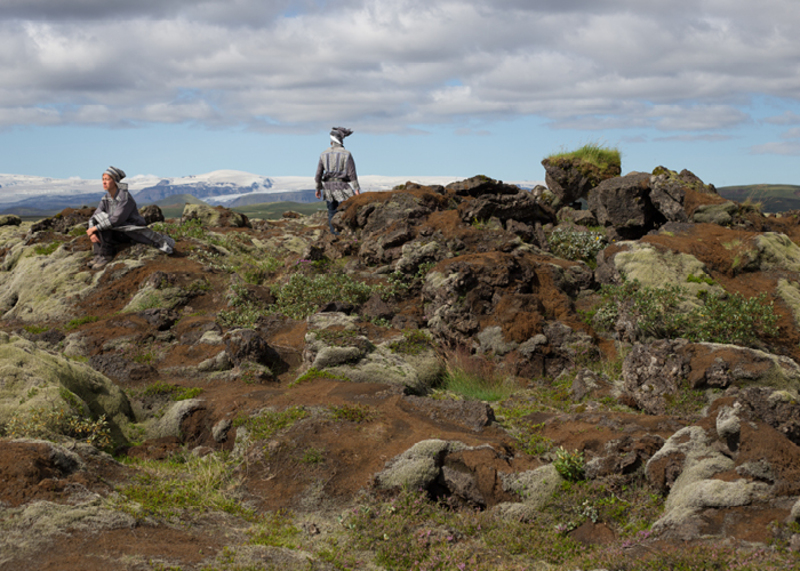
[1,0,799,187]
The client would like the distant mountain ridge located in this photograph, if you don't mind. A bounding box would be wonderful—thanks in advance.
[0,170,538,216]
[717,184,800,213]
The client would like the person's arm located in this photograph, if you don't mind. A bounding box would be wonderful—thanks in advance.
[346,154,360,195]
[86,199,107,242]
[315,157,325,199]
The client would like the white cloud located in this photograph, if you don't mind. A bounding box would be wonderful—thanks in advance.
[751,141,800,156]
[1,0,800,139]
[765,111,800,125]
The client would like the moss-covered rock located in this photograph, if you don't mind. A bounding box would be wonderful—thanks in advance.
[691,201,738,225]
[601,241,721,306]
[181,204,250,228]
[0,333,134,447]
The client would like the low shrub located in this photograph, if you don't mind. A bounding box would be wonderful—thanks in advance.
[5,403,112,450]
[271,272,376,320]
[590,280,778,347]
[553,447,585,482]
[548,229,607,266]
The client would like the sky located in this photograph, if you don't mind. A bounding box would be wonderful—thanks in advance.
[1,0,799,187]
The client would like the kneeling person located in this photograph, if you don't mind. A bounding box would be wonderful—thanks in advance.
[86,166,176,269]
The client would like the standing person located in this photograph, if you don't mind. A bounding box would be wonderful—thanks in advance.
[86,166,176,269]
[314,126,361,235]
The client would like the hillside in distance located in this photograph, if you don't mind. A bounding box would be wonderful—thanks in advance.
[717,184,800,213]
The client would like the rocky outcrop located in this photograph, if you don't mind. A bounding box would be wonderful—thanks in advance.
[541,156,621,206]
[621,340,800,415]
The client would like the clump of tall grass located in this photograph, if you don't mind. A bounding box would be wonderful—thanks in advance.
[546,143,621,170]
[436,349,518,402]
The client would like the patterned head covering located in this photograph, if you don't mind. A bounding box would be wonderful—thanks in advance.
[104,166,126,183]
[330,127,353,145]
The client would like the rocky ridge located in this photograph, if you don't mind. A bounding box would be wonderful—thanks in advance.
[1,166,800,569]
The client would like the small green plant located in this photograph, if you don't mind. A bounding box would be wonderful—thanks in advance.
[185,277,212,294]
[686,273,715,286]
[217,283,265,328]
[329,403,376,423]
[553,447,585,482]
[389,329,435,355]
[33,242,60,256]
[547,229,607,266]
[300,447,325,464]
[291,367,351,386]
[132,351,155,364]
[511,422,554,456]
[232,406,308,442]
[133,382,203,401]
[64,315,99,330]
[381,261,436,299]
[23,325,49,335]
[247,509,302,548]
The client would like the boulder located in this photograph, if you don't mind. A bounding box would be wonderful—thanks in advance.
[0,214,21,227]
[224,329,282,371]
[181,204,250,228]
[541,156,620,207]
[588,172,657,239]
[691,201,738,225]
[494,464,564,521]
[374,439,519,509]
[138,204,165,224]
[445,175,520,198]
[457,191,556,227]
[649,171,689,222]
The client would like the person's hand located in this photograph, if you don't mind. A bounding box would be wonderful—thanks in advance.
[315,189,321,199]
[87,227,100,243]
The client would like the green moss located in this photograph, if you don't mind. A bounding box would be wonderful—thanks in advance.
[291,367,351,386]
[64,315,99,330]
[328,403,376,423]
[232,406,308,441]
[33,242,60,256]
[389,329,435,355]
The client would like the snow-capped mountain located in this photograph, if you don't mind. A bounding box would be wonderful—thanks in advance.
[0,170,543,215]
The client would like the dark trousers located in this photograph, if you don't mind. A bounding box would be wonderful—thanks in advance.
[326,200,340,235]
[93,229,132,257]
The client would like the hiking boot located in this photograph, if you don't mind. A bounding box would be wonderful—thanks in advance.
[89,255,113,269]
